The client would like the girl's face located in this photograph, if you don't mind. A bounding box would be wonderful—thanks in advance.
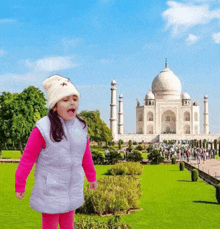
[53,95,79,121]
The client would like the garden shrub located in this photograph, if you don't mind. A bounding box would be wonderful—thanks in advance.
[134,144,143,151]
[75,215,132,229]
[107,162,143,176]
[215,183,220,204]
[179,161,184,171]
[191,169,199,182]
[171,157,176,164]
[148,149,164,164]
[108,141,115,146]
[91,150,105,165]
[118,140,122,149]
[105,149,124,164]
[77,176,142,215]
[126,146,133,153]
[146,146,154,153]
[118,139,124,145]
[127,150,143,162]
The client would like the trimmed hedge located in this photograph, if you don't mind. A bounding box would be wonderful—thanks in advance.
[148,149,164,164]
[179,161,184,171]
[134,144,144,151]
[126,150,144,162]
[76,176,142,215]
[191,169,199,182]
[171,157,176,164]
[107,162,143,176]
[105,150,124,164]
[75,215,132,229]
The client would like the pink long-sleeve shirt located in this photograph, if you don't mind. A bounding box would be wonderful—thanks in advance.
[15,127,96,193]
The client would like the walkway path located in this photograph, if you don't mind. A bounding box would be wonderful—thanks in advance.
[183,158,220,180]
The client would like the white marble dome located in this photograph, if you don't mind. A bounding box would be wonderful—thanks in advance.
[152,67,181,100]
[145,91,155,100]
[182,92,190,99]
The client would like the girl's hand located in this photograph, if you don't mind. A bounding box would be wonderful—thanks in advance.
[89,181,97,191]
[15,192,25,200]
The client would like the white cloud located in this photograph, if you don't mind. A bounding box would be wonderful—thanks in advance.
[0,18,17,23]
[186,34,199,45]
[26,56,78,72]
[212,32,220,44]
[162,1,220,34]
[2,73,37,82]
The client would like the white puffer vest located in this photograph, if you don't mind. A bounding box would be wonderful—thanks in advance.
[29,115,88,214]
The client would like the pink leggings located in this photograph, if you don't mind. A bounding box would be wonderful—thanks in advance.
[42,210,75,229]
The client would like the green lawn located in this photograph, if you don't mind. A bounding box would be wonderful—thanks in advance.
[0,163,219,228]
[0,150,21,159]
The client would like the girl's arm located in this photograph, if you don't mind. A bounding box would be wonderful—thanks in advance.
[15,127,46,193]
[82,135,96,182]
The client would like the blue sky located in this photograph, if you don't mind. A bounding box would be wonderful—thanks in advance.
[1,0,219,134]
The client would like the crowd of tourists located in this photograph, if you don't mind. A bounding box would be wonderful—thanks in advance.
[153,141,217,164]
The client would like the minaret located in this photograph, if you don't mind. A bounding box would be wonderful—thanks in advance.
[118,94,124,134]
[109,80,118,139]
[203,95,209,134]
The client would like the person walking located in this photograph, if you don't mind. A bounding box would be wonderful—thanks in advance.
[15,75,97,229]
[186,149,190,162]
[178,148,181,160]
[203,149,206,163]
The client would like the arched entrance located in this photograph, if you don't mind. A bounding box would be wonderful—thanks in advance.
[161,110,176,134]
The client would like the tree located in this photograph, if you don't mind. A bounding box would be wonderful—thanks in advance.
[0,92,19,150]
[78,110,112,144]
[13,86,48,153]
[0,86,47,153]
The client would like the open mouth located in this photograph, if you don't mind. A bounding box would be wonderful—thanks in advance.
[67,108,75,116]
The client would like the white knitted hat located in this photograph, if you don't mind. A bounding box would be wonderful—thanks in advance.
[42,74,80,110]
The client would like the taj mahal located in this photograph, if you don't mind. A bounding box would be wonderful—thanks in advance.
[109,61,220,143]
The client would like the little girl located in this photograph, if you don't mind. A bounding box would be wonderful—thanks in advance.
[15,75,97,229]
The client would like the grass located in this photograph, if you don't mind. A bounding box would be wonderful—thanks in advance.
[0,150,21,159]
[1,163,219,228]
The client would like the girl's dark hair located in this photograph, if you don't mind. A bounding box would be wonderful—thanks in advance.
[48,109,87,142]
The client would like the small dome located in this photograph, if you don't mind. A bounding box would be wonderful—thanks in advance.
[111,80,117,85]
[182,92,190,100]
[204,95,208,99]
[152,67,181,100]
[145,91,155,100]
[119,94,123,98]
